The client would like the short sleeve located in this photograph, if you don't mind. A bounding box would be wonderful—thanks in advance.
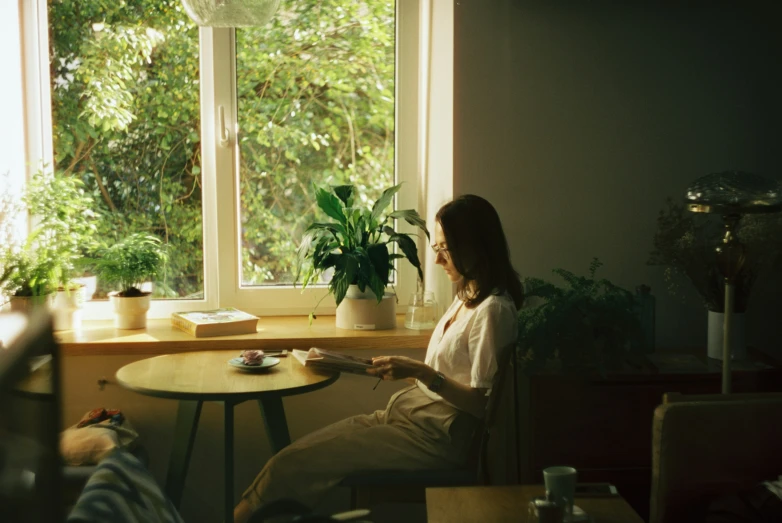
[467,296,518,389]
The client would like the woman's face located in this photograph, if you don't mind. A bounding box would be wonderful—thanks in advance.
[433,221,461,282]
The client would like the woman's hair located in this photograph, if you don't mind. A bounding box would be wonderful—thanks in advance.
[435,194,523,309]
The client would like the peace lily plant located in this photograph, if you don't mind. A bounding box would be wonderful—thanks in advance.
[296,183,429,323]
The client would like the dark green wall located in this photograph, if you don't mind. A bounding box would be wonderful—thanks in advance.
[455,1,782,352]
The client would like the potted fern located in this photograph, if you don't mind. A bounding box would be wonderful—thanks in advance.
[0,248,58,312]
[92,233,168,329]
[296,183,429,329]
[517,259,644,376]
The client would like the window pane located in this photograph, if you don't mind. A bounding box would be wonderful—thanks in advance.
[236,0,396,286]
[48,0,203,299]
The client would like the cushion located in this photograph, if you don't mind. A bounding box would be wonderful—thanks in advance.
[60,427,120,466]
[60,410,139,466]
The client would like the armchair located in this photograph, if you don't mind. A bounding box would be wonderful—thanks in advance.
[650,392,782,523]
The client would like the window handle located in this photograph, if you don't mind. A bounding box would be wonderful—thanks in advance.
[218,105,231,147]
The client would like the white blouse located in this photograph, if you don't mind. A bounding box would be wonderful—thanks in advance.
[416,292,518,402]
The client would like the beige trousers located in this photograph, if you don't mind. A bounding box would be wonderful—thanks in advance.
[242,385,478,510]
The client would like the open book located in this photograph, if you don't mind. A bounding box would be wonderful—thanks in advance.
[292,348,374,377]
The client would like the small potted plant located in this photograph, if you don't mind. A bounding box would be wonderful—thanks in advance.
[296,183,429,329]
[0,248,58,312]
[517,258,644,376]
[1,173,59,313]
[92,233,168,329]
[25,169,99,329]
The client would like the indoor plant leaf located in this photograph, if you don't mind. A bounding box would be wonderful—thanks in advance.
[388,209,430,240]
[315,186,347,225]
[304,222,347,242]
[367,243,390,286]
[333,185,354,207]
[370,183,401,223]
[330,254,359,306]
[388,233,423,282]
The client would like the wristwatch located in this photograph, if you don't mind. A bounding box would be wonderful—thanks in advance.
[427,371,446,394]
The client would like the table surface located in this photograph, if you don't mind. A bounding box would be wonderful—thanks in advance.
[55,314,432,356]
[115,350,339,400]
[426,485,644,523]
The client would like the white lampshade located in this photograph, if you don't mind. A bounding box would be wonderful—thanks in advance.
[180,0,281,27]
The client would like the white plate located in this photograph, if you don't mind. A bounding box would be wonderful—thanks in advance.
[228,356,280,371]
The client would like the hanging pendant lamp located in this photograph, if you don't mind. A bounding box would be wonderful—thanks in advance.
[180,0,281,27]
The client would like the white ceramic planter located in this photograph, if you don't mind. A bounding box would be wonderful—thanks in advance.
[52,286,87,331]
[707,310,746,360]
[109,292,151,330]
[336,285,396,330]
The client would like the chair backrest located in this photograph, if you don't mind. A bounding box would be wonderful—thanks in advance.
[664,391,782,404]
[468,342,519,485]
[0,310,63,523]
[650,392,782,523]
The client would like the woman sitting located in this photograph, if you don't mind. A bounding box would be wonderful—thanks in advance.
[233,194,523,523]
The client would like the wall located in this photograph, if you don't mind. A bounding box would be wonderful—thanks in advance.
[454,1,782,352]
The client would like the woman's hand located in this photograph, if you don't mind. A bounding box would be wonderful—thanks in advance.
[367,356,434,383]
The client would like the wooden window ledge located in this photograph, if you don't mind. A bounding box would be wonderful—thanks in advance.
[56,315,432,356]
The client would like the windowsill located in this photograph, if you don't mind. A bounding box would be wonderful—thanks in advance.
[56,314,433,356]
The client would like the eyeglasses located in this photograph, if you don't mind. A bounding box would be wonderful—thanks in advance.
[431,244,450,258]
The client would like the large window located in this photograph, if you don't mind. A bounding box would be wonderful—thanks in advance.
[9,0,419,318]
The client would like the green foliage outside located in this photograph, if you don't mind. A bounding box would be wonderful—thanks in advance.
[296,183,428,321]
[48,0,395,298]
[517,259,642,376]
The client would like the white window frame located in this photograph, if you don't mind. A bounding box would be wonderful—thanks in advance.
[18,0,423,319]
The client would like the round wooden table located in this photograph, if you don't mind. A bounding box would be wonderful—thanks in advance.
[116,350,339,523]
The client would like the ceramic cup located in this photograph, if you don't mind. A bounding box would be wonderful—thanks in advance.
[543,466,577,522]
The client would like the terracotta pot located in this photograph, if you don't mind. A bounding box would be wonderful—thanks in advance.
[109,292,151,329]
